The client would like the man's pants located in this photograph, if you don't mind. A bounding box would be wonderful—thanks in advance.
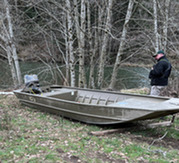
[150,86,166,96]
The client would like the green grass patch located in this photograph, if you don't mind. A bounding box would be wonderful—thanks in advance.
[0,94,178,162]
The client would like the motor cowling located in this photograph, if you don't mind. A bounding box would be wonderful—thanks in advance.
[23,75,42,94]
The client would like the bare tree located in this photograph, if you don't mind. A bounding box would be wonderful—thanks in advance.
[89,1,106,89]
[97,0,113,88]
[0,0,22,87]
[87,0,94,88]
[66,0,76,87]
[153,0,159,53]
[162,0,170,52]
[109,0,134,90]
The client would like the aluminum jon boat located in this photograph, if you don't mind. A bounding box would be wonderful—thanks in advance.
[13,85,179,125]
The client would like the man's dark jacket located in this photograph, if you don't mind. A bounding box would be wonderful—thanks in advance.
[149,56,172,86]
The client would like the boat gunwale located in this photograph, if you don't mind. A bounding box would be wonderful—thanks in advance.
[50,85,170,100]
[13,84,171,102]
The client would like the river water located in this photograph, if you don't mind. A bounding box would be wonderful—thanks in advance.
[0,61,152,89]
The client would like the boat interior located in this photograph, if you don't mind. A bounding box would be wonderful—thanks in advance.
[43,88,132,105]
[23,86,170,107]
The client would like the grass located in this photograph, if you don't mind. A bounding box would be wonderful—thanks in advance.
[0,94,179,163]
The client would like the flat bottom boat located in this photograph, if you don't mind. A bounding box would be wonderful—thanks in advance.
[14,85,179,125]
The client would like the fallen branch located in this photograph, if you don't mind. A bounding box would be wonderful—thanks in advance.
[0,92,14,95]
[147,121,172,128]
[90,128,124,136]
[147,131,168,157]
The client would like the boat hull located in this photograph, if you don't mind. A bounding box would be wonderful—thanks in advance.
[14,85,179,125]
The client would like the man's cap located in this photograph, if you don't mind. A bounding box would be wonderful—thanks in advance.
[153,50,164,57]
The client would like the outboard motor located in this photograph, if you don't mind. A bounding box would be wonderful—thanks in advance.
[23,75,42,94]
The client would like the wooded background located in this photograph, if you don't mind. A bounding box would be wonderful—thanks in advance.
[0,0,179,90]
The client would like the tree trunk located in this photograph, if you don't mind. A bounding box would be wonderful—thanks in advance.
[63,16,70,86]
[153,0,159,53]
[4,0,22,87]
[162,0,170,52]
[66,0,75,87]
[11,44,22,85]
[73,0,86,88]
[6,45,18,86]
[97,0,113,89]
[78,0,86,88]
[73,0,80,41]
[109,0,134,90]
[87,0,95,88]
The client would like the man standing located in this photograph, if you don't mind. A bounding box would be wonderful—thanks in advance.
[149,50,172,96]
